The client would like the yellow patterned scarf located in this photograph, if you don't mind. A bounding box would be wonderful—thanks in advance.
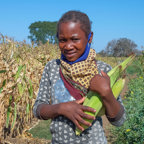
[60,49,98,90]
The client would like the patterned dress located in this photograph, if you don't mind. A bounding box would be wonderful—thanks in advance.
[33,59,126,144]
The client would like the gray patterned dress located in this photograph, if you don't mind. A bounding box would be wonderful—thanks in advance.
[33,59,126,144]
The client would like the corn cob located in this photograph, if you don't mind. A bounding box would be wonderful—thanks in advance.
[108,54,135,87]
[75,54,135,135]
[97,78,125,116]
[76,78,125,135]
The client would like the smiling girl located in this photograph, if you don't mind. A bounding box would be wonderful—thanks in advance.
[33,10,126,144]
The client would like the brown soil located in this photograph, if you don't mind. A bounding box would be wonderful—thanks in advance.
[0,119,51,144]
[1,137,51,144]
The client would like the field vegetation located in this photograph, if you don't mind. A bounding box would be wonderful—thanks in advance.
[109,52,144,144]
[0,34,143,143]
[0,34,60,143]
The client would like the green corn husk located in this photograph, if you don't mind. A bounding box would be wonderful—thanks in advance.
[76,78,125,135]
[75,54,135,135]
[97,78,125,116]
[108,54,135,87]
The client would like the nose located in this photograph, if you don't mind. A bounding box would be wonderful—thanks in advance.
[65,41,73,50]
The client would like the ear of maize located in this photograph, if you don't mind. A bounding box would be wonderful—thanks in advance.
[108,54,135,87]
[76,78,125,135]
[97,78,125,116]
[75,54,135,135]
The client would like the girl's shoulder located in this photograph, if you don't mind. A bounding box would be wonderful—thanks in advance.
[42,59,61,75]
[96,60,112,73]
[45,59,61,68]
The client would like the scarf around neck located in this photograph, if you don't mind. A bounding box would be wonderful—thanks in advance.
[60,48,98,99]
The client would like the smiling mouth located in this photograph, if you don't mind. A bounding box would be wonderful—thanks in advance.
[64,52,76,57]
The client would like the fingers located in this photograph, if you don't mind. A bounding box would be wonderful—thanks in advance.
[82,105,96,113]
[79,106,96,121]
[101,70,110,79]
[73,118,85,131]
[101,70,107,76]
[64,100,96,131]
[73,113,93,131]
[76,97,85,104]
[72,105,96,131]
[76,116,91,131]
[80,111,95,120]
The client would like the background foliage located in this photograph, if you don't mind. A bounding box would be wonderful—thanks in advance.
[99,38,140,57]
[0,34,60,142]
[28,21,58,45]
[110,53,144,144]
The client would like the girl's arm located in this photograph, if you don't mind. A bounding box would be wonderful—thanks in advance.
[89,70,125,124]
[36,98,96,131]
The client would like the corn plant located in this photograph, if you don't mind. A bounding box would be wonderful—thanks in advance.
[0,34,60,139]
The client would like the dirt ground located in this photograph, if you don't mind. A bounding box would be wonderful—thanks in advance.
[1,76,132,144]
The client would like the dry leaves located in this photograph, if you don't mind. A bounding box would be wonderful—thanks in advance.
[0,34,60,140]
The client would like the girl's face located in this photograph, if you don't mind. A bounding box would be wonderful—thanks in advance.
[58,22,89,62]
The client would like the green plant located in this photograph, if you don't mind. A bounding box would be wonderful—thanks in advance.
[110,57,144,144]
[28,120,52,140]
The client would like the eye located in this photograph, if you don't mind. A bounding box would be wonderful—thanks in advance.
[72,38,79,42]
[59,38,67,43]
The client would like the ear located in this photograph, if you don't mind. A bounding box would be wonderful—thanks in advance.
[89,32,93,43]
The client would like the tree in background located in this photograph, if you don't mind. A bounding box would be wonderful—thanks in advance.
[28,21,57,45]
[102,38,138,56]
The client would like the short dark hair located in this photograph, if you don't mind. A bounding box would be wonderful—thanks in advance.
[57,10,92,38]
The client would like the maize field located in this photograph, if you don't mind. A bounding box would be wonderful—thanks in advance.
[0,34,60,142]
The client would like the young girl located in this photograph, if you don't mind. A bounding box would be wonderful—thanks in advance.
[33,10,126,144]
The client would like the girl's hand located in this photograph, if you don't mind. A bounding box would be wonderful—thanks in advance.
[58,97,96,131]
[89,70,121,118]
[89,70,113,99]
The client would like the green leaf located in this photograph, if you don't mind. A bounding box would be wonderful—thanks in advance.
[18,83,24,96]
[26,104,30,114]
[6,106,11,128]
[9,95,12,103]
[23,65,26,78]
[15,65,24,80]
[6,95,13,128]
[28,79,33,99]
[11,102,17,129]
[0,70,6,73]
[0,79,6,93]
[26,103,30,122]
[0,87,2,93]
[2,79,6,87]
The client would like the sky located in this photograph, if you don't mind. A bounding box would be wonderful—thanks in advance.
[0,0,144,52]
